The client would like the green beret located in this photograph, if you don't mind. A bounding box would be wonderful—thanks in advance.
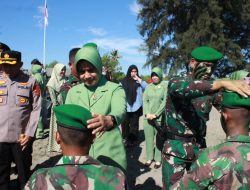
[222,92,250,108]
[75,46,102,74]
[83,42,97,49]
[191,46,223,62]
[0,50,21,65]
[54,104,92,131]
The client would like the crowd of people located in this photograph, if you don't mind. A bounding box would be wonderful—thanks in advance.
[0,41,250,190]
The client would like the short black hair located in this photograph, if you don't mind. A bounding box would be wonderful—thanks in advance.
[222,107,250,129]
[31,59,42,66]
[57,124,93,147]
[69,48,80,61]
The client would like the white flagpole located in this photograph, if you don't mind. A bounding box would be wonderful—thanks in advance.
[43,0,47,65]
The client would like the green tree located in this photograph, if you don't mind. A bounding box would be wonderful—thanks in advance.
[137,0,250,76]
[101,50,124,83]
[45,60,58,68]
[141,75,151,82]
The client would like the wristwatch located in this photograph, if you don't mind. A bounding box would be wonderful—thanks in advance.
[109,115,117,126]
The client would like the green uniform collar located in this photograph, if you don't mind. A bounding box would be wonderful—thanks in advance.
[227,135,250,143]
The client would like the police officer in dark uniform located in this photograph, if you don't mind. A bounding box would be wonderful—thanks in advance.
[0,50,41,189]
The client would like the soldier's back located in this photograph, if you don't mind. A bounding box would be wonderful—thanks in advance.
[24,156,126,190]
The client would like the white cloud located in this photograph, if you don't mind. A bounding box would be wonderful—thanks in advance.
[129,1,142,16]
[74,37,149,74]
[90,37,145,55]
[88,27,107,36]
[92,37,149,74]
[34,6,44,29]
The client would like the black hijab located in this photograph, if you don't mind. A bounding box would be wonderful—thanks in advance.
[121,65,140,106]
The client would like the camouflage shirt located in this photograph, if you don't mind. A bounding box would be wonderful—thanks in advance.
[60,75,80,104]
[172,135,250,190]
[190,76,222,148]
[166,75,218,137]
[24,156,126,190]
[163,76,219,159]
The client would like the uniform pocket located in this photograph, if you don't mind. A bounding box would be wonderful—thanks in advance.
[16,89,30,106]
[0,89,8,106]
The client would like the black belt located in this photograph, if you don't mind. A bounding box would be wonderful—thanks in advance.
[149,120,196,143]
[164,132,196,143]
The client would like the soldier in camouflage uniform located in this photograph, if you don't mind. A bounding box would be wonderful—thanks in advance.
[25,104,126,190]
[162,46,250,189]
[60,47,81,103]
[172,89,250,189]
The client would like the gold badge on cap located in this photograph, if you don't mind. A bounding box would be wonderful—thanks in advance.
[4,54,9,59]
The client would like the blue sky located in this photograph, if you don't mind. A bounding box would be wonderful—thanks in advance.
[1,0,151,75]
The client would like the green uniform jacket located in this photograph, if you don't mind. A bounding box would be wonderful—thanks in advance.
[143,80,168,121]
[60,74,80,104]
[66,76,127,171]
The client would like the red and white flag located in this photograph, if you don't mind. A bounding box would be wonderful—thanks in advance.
[44,4,48,27]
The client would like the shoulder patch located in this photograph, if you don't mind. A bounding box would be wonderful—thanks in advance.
[33,82,41,97]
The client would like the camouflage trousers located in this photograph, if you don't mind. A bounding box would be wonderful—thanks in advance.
[161,140,199,190]
[162,154,192,190]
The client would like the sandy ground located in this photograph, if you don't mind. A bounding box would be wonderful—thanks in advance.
[11,106,224,190]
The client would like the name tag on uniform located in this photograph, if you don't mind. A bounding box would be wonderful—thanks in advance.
[18,85,29,89]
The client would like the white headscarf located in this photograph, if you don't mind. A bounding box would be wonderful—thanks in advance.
[46,63,66,92]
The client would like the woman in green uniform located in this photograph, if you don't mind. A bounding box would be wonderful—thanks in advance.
[143,67,168,169]
[65,44,127,171]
